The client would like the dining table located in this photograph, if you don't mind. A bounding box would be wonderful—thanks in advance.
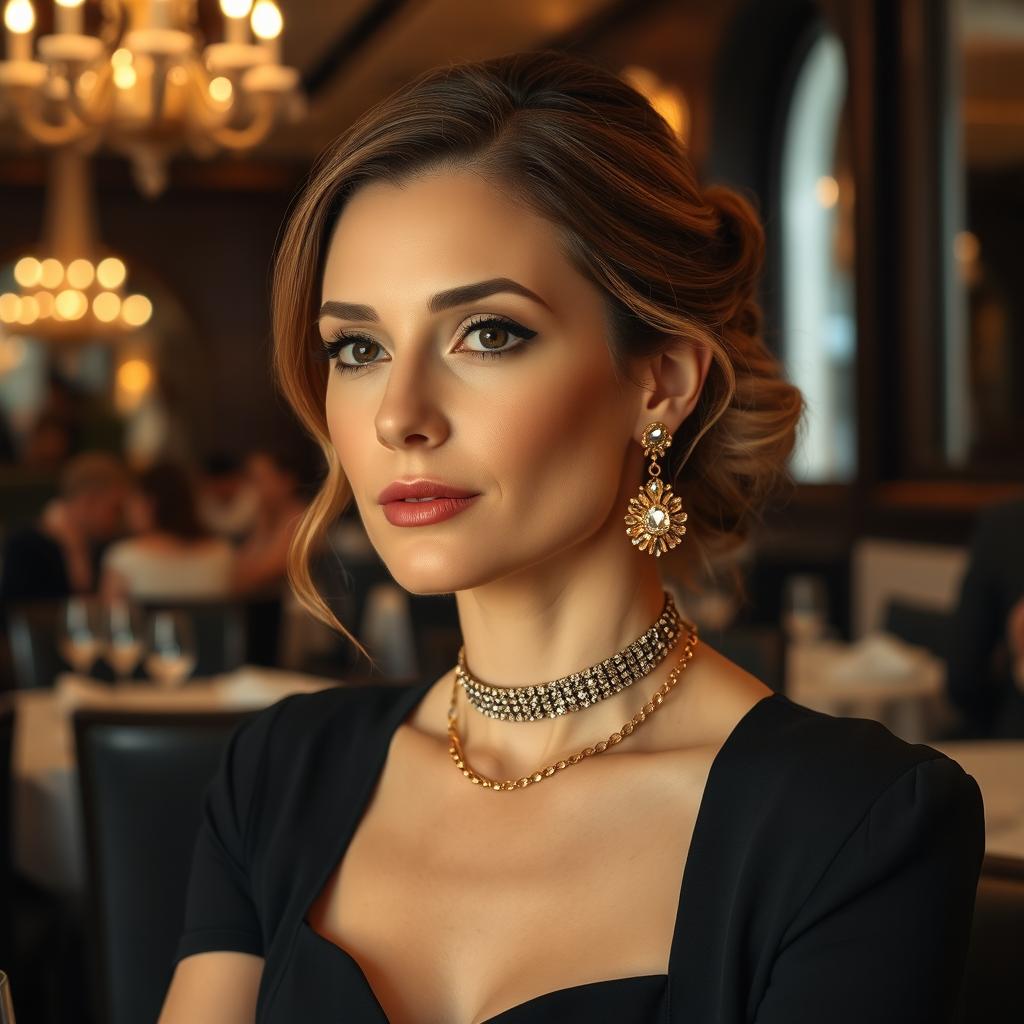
[785,632,957,744]
[10,665,340,896]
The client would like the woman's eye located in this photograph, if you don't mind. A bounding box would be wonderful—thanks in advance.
[458,316,538,359]
[319,335,385,373]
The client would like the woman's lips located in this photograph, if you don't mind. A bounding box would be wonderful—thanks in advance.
[381,494,480,527]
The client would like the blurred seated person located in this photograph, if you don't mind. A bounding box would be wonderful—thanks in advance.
[0,450,129,604]
[230,449,308,594]
[946,495,1024,738]
[229,448,310,665]
[99,461,235,602]
[196,452,259,544]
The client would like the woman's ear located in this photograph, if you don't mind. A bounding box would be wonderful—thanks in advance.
[632,335,712,439]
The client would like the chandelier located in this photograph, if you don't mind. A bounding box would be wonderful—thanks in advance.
[1,145,152,344]
[0,0,303,196]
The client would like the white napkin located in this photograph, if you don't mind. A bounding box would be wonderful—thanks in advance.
[213,666,331,706]
[823,632,929,681]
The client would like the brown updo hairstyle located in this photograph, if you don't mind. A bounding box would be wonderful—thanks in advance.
[272,49,804,656]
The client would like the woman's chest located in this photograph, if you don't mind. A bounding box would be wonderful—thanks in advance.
[305,743,714,1024]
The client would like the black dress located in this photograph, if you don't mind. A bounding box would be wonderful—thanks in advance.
[174,682,985,1023]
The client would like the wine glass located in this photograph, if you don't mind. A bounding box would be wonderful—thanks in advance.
[58,596,101,677]
[0,969,18,1023]
[102,598,146,686]
[782,574,829,644]
[144,611,197,689]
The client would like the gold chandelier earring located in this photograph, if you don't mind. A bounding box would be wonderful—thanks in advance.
[624,421,687,557]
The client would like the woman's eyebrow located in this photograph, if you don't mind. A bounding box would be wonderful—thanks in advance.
[427,277,551,314]
[317,277,551,322]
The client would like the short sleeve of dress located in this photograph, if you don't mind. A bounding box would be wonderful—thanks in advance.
[173,699,287,964]
[753,754,986,1024]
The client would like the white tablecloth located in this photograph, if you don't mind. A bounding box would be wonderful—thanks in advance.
[786,637,957,744]
[11,666,339,894]
[931,741,1024,862]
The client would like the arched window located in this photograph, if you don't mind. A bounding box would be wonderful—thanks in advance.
[779,28,857,482]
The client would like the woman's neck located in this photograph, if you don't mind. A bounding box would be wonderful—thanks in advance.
[448,539,690,780]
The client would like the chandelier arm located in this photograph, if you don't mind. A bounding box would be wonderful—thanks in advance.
[65,63,118,129]
[98,0,130,52]
[8,87,95,146]
[206,94,279,151]
[182,56,238,126]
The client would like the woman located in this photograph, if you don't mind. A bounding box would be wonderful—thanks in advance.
[100,460,234,602]
[160,51,984,1023]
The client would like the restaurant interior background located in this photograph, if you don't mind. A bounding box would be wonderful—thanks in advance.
[0,1,1022,1022]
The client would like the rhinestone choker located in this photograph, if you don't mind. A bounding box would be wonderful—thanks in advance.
[455,591,684,722]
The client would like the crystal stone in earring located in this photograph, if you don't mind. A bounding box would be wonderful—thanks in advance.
[625,477,687,557]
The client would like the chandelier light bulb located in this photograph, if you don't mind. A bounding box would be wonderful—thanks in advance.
[251,1,282,40]
[209,75,232,103]
[113,64,137,90]
[121,293,153,327]
[220,0,254,18]
[96,257,126,289]
[35,290,53,318]
[4,0,35,36]
[17,294,39,324]
[92,291,121,322]
[13,256,41,287]
[66,258,95,289]
[55,288,87,320]
[39,258,64,289]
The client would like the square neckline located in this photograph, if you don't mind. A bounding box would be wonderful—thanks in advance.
[284,680,782,1023]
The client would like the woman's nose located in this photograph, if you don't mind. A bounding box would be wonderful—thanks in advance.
[373,356,450,451]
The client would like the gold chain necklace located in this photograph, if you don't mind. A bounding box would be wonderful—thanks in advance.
[447,621,699,791]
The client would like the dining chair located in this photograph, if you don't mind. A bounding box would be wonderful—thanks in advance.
[73,708,254,1024]
[953,853,1024,1023]
[881,598,953,661]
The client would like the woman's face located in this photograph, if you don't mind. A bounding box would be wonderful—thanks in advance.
[320,169,641,594]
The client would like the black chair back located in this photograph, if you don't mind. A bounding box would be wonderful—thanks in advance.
[954,854,1024,1023]
[882,599,953,661]
[73,708,253,1024]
